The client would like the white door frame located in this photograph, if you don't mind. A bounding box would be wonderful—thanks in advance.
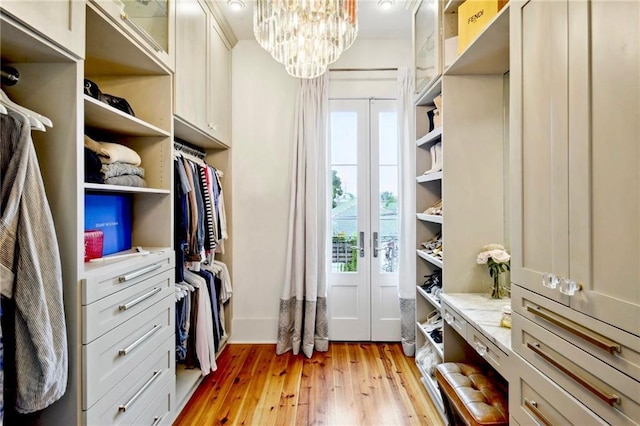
[328,98,400,342]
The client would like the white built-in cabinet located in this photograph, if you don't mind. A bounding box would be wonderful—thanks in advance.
[207,22,231,146]
[0,0,85,58]
[0,0,235,424]
[174,0,232,148]
[89,0,175,71]
[412,1,509,421]
[511,0,640,424]
[511,0,640,333]
[174,0,208,133]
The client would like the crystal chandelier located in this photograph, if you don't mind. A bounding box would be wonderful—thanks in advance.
[254,0,358,79]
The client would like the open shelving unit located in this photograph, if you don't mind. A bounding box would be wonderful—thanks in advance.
[417,362,445,415]
[84,96,171,137]
[417,322,444,358]
[444,5,510,76]
[411,1,511,420]
[417,213,443,224]
[416,171,443,183]
[417,285,441,310]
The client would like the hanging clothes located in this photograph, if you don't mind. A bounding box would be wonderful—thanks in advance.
[0,111,68,413]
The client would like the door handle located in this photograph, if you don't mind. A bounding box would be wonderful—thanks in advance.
[359,232,365,257]
[373,232,379,257]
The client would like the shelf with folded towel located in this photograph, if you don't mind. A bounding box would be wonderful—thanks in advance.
[84,183,170,194]
[416,127,442,148]
[417,213,443,224]
[417,249,443,268]
[84,95,170,137]
[416,171,443,183]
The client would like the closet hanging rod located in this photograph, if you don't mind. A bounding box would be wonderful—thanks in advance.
[1,66,20,86]
[329,67,398,72]
[174,141,205,159]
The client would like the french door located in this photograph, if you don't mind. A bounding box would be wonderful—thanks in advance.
[328,98,400,341]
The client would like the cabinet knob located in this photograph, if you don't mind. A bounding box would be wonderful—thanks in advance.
[559,277,582,296]
[542,273,558,289]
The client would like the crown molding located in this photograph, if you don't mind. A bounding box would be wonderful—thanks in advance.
[205,0,239,48]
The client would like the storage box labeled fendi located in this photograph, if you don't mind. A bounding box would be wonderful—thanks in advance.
[458,0,508,54]
[85,193,132,255]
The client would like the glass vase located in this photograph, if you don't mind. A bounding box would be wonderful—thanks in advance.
[491,273,506,299]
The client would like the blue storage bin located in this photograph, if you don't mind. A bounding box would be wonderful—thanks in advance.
[85,193,132,255]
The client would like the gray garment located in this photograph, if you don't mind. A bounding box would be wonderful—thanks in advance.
[100,162,145,179]
[0,112,68,413]
[103,175,148,187]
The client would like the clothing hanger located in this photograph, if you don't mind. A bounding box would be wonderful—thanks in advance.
[0,89,53,131]
[0,104,7,115]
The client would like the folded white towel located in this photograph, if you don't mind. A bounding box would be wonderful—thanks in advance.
[84,135,141,166]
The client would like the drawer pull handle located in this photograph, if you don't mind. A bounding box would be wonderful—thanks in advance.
[474,341,488,356]
[526,305,621,354]
[524,399,552,426]
[119,325,161,356]
[526,342,621,406]
[119,370,162,412]
[119,263,163,283]
[119,287,162,311]
[444,312,454,325]
[152,414,164,426]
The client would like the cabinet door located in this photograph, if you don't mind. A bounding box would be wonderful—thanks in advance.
[208,21,231,146]
[568,0,640,333]
[1,0,85,58]
[174,0,208,131]
[511,0,570,305]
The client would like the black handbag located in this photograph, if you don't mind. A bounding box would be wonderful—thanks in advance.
[84,79,135,117]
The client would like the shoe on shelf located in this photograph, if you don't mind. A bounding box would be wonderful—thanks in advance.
[430,328,443,344]
[423,199,443,215]
[423,142,443,175]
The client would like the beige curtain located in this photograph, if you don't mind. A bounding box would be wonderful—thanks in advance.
[398,67,417,356]
[276,73,329,357]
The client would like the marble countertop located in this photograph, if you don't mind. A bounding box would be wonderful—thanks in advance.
[440,293,512,355]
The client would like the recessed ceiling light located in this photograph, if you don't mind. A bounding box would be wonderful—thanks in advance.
[227,0,245,11]
[378,0,395,10]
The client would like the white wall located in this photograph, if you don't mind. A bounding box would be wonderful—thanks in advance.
[230,40,298,342]
[230,38,411,343]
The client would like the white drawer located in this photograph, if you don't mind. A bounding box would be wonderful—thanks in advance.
[513,313,640,425]
[83,269,173,343]
[512,285,640,381]
[466,324,509,376]
[84,336,175,425]
[83,295,174,409]
[82,250,174,305]
[510,353,605,425]
[442,301,468,340]
[131,376,174,426]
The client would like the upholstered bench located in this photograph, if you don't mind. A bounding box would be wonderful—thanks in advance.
[435,363,508,426]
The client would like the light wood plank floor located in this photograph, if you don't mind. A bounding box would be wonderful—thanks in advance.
[174,343,444,426]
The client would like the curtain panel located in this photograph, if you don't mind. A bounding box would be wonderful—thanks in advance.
[276,73,330,358]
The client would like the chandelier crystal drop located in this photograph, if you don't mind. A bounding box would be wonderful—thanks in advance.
[254,0,358,79]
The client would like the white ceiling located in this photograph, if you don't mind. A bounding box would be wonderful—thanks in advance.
[215,0,413,41]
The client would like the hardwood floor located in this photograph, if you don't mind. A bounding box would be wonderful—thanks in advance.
[174,343,444,426]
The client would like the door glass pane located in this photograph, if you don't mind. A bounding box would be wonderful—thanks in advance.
[331,112,358,273]
[122,0,169,52]
[379,112,399,273]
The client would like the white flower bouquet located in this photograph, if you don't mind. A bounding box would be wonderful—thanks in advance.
[477,244,510,299]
